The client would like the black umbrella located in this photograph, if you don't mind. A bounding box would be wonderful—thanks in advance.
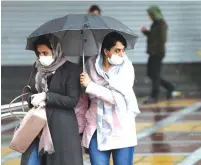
[26,14,139,71]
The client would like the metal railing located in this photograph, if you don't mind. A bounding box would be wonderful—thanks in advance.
[1,103,28,120]
[1,101,28,122]
[1,101,28,113]
[1,102,23,164]
[1,111,27,120]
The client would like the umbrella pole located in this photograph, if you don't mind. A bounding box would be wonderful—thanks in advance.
[81,30,85,72]
[82,47,85,72]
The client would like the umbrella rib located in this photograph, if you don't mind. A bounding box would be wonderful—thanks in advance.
[91,30,99,54]
[98,16,110,29]
[63,14,70,30]
[84,15,99,55]
[60,15,70,41]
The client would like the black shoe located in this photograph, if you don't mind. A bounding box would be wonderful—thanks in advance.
[143,97,158,104]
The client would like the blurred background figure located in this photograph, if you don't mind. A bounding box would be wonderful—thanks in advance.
[88,4,101,15]
[141,6,181,104]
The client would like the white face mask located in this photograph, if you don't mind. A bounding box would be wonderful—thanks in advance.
[107,54,124,65]
[39,56,54,66]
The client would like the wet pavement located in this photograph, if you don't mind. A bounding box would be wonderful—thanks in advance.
[1,98,201,165]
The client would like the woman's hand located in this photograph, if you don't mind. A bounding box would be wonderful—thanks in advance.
[31,92,46,107]
[39,101,46,108]
[80,72,91,88]
[141,25,147,32]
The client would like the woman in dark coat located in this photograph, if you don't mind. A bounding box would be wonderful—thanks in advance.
[20,34,83,165]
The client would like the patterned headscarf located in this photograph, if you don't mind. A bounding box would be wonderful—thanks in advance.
[35,35,67,92]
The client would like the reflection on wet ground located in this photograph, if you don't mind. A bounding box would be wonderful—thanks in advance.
[2,98,201,165]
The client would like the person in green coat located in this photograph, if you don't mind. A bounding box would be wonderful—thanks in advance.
[141,6,181,104]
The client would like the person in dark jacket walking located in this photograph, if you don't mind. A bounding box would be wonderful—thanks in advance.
[20,35,83,165]
[141,6,181,104]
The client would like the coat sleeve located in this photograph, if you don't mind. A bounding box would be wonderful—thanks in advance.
[155,24,167,54]
[74,93,89,133]
[85,82,115,105]
[24,63,37,109]
[24,86,34,109]
[46,65,80,110]
[84,57,115,105]
[142,30,150,37]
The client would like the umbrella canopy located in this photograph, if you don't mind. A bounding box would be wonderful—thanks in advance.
[26,14,139,58]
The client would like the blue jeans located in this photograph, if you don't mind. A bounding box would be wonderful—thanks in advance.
[27,142,40,165]
[89,132,135,165]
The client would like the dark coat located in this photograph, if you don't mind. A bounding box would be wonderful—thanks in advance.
[143,19,167,55]
[20,61,83,165]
